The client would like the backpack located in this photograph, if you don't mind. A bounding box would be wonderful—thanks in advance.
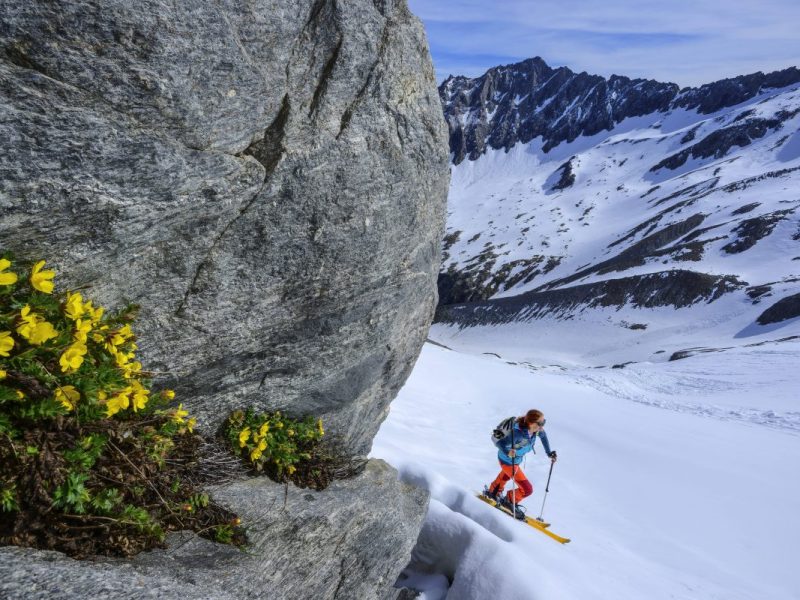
[491,416,515,446]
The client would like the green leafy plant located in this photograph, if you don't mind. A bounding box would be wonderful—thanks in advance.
[224,408,324,478]
[0,483,17,512]
[64,435,107,470]
[214,524,234,544]
[52,472,91,514]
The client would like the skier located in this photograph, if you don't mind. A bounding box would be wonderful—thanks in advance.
[486,409,557,518]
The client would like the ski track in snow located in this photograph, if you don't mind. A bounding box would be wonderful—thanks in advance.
[573,370,800,433]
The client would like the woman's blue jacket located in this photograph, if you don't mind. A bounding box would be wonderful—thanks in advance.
[495,423,552,466]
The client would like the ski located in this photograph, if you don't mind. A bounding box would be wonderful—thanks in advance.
[476,494,571,544]
[478,490,550,527]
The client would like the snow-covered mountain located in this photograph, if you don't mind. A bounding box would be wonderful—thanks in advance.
[436,57,800,348]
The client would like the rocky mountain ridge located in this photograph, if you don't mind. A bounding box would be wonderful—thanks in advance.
[436,57,800,337]
[441,56,800,163]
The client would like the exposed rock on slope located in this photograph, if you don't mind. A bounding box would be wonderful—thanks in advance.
[436,270,745,327]
[757,292,800,325]
[0,0,449,455]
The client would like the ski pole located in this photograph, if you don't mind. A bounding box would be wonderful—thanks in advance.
[511,422,516,519]
[537,460,555,522]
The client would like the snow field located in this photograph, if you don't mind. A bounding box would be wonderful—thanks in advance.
[372,343,800,600]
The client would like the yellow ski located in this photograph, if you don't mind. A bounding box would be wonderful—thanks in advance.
[476,494,571,544]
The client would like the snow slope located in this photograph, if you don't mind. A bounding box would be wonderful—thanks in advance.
[371,341,800,599]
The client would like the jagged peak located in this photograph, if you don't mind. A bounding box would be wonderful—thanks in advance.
[440,55,800,164]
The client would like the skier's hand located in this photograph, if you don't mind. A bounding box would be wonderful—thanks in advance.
[508,449,516,458]
[549,451,558,463]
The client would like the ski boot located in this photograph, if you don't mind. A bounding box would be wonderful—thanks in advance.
[498,495,526,520]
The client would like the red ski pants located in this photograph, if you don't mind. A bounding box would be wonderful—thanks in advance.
[489,461,533,503]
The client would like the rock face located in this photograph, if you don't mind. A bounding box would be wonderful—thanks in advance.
[0,459,429,600]
[440,57,800,164]
[756,292,800,325]
[0,0,450,455]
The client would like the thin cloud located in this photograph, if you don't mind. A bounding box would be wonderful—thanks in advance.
[410,0,800,86]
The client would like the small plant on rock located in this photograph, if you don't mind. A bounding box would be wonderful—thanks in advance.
[225,408,323,475]
[224,408,366,490]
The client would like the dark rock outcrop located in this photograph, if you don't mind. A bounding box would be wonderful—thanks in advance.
[538,213,707,291]
[440,57,800,163]
[0,0,449,455]
[0,460,428,600]
[722,209,795,254]
[435,270,745,327]
[756,292,800,325]
[437,254,559,305]
[550,158,577,191]
[673,68,800,114]
[650,114,794,172]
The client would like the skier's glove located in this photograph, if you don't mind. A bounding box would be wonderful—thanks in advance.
[548,451,558,463]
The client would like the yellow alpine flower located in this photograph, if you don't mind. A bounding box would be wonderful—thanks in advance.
[186,417,197,433]
[287,429,294,437]
[122,360,142,379]
[0,369,6,380]
[109,324,134,348]
[16,306,35,337]
[250,447,262,462]
[110,347,129,365]
[84,301,104,325]
[0,259,18,286]
[172,403,189,423]
[0,331,14,357]
[163,390,176,400]
[59,342,87,373]
[64,292,85,320]
[16,306,58,345]
[287,465,296,475]
[238,427,251,448]
[16,390,25,400]
[105,389,131,417]
[30,321,57,345]
[54,385,80,411]
[257,439,267,452]
[317,418,324,436]
[130,380,149,411]
[258,422,269,437]
[30,260,56,294]
[73,319,92,344]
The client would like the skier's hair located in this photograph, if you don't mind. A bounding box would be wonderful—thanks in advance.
[517,409,544,428]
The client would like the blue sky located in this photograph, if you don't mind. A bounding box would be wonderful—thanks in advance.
[408,0,800,87]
